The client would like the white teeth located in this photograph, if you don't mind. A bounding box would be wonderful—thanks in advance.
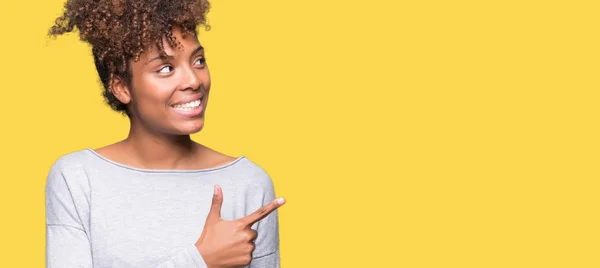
[172,99,201,110]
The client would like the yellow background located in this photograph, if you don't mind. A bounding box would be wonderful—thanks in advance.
[0,0,599,267]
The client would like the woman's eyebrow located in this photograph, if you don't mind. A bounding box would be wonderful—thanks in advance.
[190,45,204,58]
[145,54,174,65]
[145,45,204,65]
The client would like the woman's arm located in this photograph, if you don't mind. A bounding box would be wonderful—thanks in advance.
[248,171,281,268]
[45,160,93,267]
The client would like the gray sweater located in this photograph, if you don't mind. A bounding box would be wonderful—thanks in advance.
[45,148,280,268]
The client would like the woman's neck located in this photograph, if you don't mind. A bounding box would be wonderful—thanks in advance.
[120,121,200,170]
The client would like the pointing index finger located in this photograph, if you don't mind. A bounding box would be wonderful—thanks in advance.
[239,197,286,227]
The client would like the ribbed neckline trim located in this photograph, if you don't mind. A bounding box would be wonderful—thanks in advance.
[85,148,246,174]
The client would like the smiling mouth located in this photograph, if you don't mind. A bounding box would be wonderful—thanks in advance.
[170,99,202,111]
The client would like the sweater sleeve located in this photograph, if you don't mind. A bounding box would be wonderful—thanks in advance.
[45,158,208,268]
[45,158,93,268]
[248,168,281,268]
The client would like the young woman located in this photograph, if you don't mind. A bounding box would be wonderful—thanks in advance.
[45,0,285,267]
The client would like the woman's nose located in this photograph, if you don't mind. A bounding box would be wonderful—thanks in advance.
[179,66,201,91]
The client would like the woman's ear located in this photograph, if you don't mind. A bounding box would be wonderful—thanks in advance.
[109,74,132,105]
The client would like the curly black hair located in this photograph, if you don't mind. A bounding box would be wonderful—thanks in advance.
[48,0,211,115]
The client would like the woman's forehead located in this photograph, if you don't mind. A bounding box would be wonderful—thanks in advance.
[141,30,202,60]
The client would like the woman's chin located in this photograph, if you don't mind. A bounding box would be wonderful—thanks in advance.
[174,118,205,135]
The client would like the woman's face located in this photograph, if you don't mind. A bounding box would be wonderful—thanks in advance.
[124,26,211,136]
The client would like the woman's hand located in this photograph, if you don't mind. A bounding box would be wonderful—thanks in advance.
[195,185,285,268]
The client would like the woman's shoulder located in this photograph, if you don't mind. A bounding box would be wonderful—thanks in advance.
[49,148,94,173]
[230,155,275,189]
[46,148,94,196]
[200,146,274,184]
[198,144,251,170]
[206,151,240,169]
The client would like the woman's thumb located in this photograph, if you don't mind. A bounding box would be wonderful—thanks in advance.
[206,185,223,223]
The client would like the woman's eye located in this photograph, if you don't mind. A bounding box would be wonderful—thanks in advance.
[194,57,206,66]
[158,66,173,73]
